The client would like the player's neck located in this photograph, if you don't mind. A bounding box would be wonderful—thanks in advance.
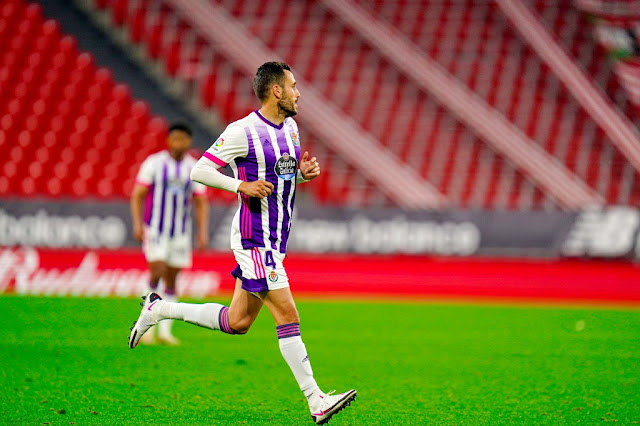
[169,151,184,161]
[258,105,285,126]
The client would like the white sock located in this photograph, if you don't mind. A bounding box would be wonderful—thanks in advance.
[277,323,320,401]
[158,301,231,332]
[157,293,177,337]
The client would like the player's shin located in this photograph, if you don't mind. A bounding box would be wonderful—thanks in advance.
[157,301,237,334]
[277,323,320,401]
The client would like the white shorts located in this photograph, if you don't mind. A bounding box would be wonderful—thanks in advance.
[231,247,289,293]
[143,227,192,268]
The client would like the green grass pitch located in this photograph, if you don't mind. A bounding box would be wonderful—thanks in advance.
[0,295,638,425]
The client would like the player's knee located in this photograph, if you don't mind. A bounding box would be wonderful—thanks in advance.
[280,307,300,325]
[228,316,253,335]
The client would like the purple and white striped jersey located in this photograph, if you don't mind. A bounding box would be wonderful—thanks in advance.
[135,150,207,238]
[202,111,303,253]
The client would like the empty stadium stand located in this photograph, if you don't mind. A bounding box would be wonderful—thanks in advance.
[0,0,170,199]
[86,0,640,209]
[3,0,640,209]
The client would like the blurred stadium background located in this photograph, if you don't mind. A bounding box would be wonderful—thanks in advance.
[1,0,639,301]
[1,0,640,424]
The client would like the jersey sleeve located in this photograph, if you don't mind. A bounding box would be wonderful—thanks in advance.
[192,181,208,196]
[202,124,248,167]
[135,156,155,187]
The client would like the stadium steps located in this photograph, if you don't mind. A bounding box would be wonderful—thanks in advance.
[353,0,640,206]
[498,0,640,203]
[322,0,601,210]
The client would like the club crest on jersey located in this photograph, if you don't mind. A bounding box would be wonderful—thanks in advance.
[290,131,299,146]
[274,152,298,181]
[268,270,278,282]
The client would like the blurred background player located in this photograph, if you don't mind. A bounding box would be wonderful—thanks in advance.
[128,62,356,424]
[130,122,209,345]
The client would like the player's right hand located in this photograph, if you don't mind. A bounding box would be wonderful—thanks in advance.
[238,180,274,199]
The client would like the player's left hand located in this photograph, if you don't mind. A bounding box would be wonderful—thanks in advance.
[300,151,320,180]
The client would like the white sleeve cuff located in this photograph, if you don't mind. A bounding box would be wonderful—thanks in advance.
[296,169,310,184]
[191,157,243,193]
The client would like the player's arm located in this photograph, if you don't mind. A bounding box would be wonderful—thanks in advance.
[191,158,274,199]
[130,183,149,243]
[191,126,274,199]
[192,189,209,250]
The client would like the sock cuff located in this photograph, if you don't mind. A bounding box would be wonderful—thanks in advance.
[276,322,301,339]
[218,306,237,334]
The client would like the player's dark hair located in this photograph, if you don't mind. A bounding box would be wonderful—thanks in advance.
[253,62,291,102]
[168,121,193,137]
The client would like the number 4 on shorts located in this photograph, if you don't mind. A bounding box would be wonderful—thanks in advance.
[265,250,277,269]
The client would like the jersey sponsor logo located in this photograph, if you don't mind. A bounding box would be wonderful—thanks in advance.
[268,270,278,282]
[274,152,298,181]
[291,131,299,146]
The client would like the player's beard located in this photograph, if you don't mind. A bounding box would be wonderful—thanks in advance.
[278,94,298,118]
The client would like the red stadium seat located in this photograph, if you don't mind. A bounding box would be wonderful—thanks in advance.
[111,0,129,27]
[0,5,172,200]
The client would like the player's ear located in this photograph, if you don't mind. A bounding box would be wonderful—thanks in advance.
[273,84,281,99]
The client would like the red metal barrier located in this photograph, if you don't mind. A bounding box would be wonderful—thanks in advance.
[1,248,638,304]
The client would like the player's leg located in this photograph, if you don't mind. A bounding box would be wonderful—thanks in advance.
[261,287,356,424]
[141,238,167,344]
[141,226,168,344]
[156,266,180,345]
[160,277,263,333]
[147,261,165,291]
[128,274,263,348]
[255,245,356,423]
[227,278,264,333]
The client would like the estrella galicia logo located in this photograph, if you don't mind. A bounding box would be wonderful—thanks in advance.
[274,152,297,180]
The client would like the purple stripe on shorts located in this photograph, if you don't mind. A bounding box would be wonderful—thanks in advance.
[157,162,168,233]
[231,264,243,280]
[276,322,301,339]
[240,276,268,293]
